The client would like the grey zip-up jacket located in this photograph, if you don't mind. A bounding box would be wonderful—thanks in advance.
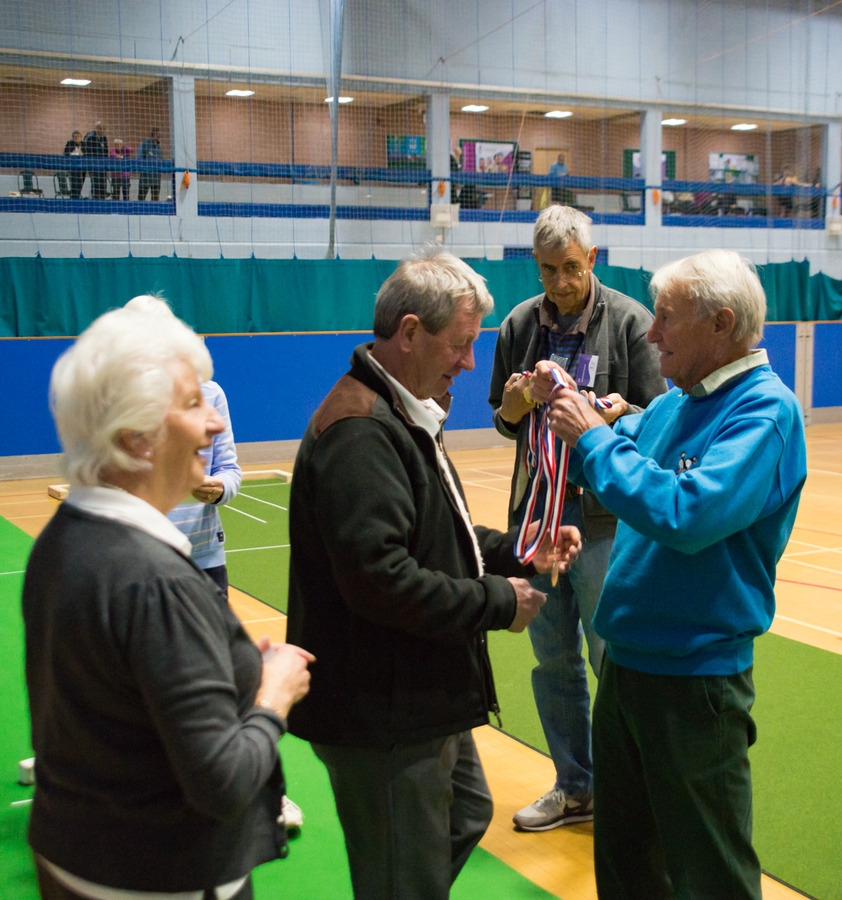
[489,277,666,540]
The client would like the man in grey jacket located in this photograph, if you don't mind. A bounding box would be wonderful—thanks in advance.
[489,205,666,831]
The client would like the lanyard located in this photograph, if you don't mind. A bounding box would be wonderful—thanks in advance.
[514,377,569,575]
[514,370,611,582]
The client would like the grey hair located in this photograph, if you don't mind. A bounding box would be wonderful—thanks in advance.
[649,249,767,347]
[533,204,593,255]
[50,306,212,486]
[373,246,493,338]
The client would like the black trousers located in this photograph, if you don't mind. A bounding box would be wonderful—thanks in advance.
[138,173,161,200]
[592,657,760,899]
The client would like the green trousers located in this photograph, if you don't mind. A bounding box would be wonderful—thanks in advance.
[592,656,761,900]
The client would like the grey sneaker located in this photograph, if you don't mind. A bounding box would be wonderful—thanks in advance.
[512,788,593,831]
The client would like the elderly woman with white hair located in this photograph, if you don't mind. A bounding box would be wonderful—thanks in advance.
[124,294,242,600]
[23,306,314,900]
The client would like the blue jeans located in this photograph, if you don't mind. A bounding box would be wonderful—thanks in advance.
[526,499,611,799]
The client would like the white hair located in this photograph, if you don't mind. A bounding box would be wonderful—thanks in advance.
[649,249,767,347]
[123,294,174,317]
[50,306,212,485]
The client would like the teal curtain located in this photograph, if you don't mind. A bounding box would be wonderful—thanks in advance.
[758,260,811,321]
[0,256,837,338]
[811,272,842,321]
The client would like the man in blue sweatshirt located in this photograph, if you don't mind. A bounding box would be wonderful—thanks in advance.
[537,248,807,899]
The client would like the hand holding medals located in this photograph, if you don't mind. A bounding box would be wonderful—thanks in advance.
[514,364,585,582]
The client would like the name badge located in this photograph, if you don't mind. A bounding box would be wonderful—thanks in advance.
[575,353,598,388]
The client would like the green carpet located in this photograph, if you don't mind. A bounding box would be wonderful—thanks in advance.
[0,517,37,899]
[223,479,290,611]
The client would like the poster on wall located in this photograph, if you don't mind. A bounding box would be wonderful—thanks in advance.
[623,149,676,179]
[386,135,427,168]
[460,140,517,173]
[708,153,758,183]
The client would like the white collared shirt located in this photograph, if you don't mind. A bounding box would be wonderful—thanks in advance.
[65,485,192,557]
[368,353,485,576]
[688,348,770,397]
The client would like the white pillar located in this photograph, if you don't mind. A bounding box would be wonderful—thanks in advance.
[640,107,662,229]
[426,91,450,207]
[170,75,198,226]
[822,121,841,220]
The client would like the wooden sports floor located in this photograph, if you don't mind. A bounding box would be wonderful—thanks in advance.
[2,422,840,900]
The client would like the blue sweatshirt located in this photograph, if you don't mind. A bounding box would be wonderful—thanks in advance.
[567,354,807,676]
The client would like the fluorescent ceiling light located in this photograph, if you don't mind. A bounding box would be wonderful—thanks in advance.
[461,104,489,113]
[731,123,757,131]
[226,89,254,97]
[662,118,687,126]
[61,78,90,86]
[545,110,572,119]
[325,96,354,104]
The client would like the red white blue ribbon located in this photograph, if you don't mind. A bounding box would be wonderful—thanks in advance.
[514,368,611,567]
[514,371,569,565]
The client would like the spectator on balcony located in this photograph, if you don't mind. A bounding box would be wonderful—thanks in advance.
[62,130,85,199]
[138,127,163,201]
[549,152,570,204]
[775,165,813,217]
[109,139,134,201]
[82,122,109,199]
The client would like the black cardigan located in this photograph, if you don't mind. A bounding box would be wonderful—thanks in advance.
[23,503,288,892]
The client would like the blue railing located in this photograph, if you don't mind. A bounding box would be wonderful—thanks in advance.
[0,154,829,228]
[0,152,173,174]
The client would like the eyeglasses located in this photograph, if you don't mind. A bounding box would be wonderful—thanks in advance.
[538,263,586,284]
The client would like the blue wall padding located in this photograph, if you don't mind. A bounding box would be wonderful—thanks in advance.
[0,324,814,458]
[813,323,842,408]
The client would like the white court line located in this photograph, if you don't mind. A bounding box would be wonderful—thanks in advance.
[779,556,842,578]
[224,506,267,524]
[238,492,288,511]
[808,468,842,477]
[241,482,289,489]
[784,545,842,558]
[0,570,25,577]
[3,513,53,520]
[461,475,511,487]
[239,616,287,624]
[227,544,290,553]
[774,614,842,639]
[460,469,509,480]
[786,538,838,549]
[11,799,32,806]
[460,479,510,495]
